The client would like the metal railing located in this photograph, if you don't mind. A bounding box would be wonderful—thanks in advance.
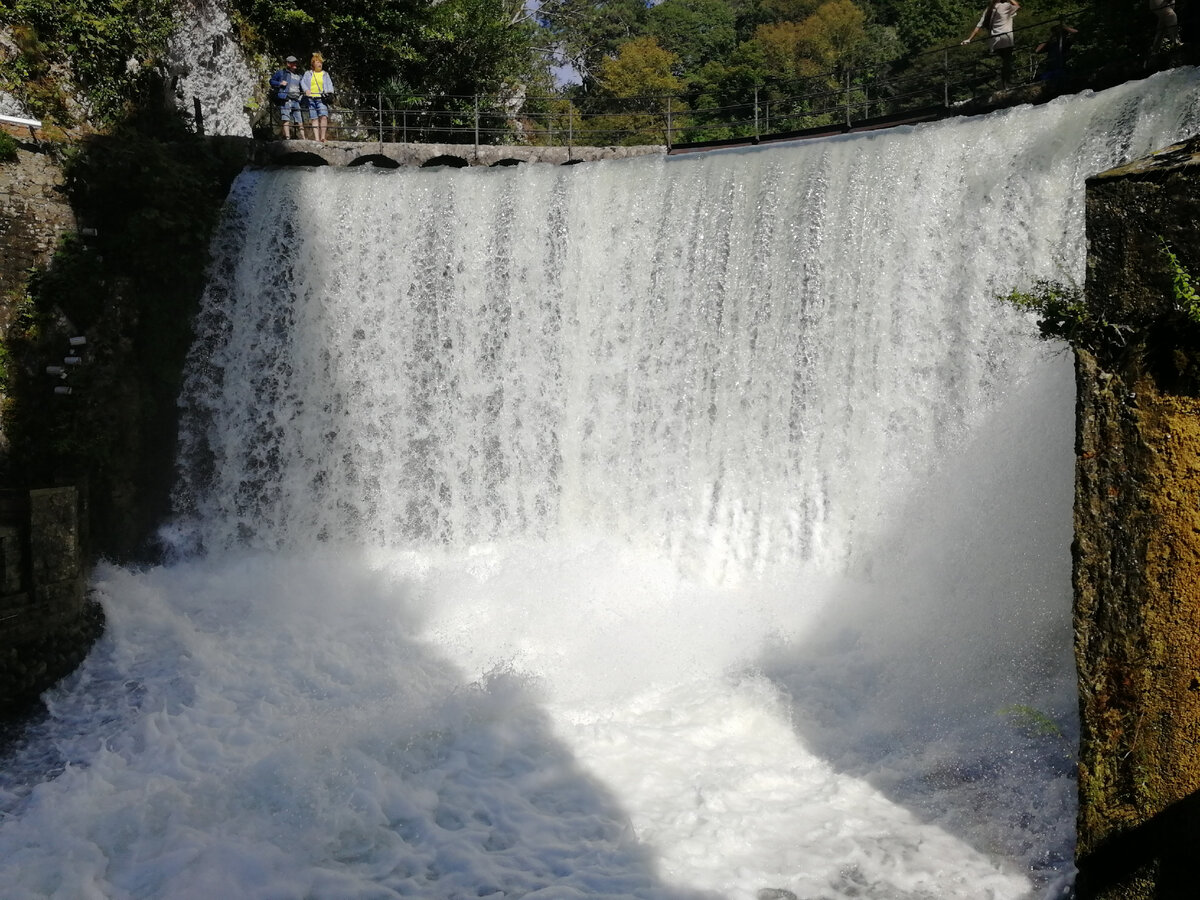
[249,11,1112,149]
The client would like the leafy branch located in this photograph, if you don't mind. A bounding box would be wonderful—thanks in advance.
[1000,279,1132,352]
[1160,237,1199,325]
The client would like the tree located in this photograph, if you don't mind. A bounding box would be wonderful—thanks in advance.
[596,34,684,96]
[229,0,540,96]
[411,0,539,95]
[882,0,978,55]
[744,0,868,79]
[795,0,870,70]
[589,35,684,143]
[646,0,738,76]
[535,0,650,86]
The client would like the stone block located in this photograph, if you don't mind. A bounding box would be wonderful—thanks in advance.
[28,487,79,585]
[32,578,85,620]
[0,524,23,594]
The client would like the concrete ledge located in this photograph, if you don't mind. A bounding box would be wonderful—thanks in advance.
[240,138,666,168]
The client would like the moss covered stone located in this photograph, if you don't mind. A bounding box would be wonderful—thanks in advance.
[1074,134,1200,899]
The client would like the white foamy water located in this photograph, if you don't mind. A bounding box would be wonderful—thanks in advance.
[3,70,1199,900]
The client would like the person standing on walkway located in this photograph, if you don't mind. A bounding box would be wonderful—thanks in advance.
[1035,23,1078,83]
[269,55,304,139]
[301,53,336,143]
[963,0,1022,88]
[1148,0,1182,50]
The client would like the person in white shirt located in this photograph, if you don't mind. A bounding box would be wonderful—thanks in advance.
[962,0,1022,88]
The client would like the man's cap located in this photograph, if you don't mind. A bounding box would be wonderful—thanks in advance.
[285,56,298,62]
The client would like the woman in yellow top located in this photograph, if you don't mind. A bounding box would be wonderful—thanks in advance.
[301,53,336,142]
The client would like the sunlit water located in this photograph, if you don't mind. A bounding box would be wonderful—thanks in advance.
[3,70,1199,900]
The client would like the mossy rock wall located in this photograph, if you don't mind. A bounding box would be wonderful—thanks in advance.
[1074,136,1200,899]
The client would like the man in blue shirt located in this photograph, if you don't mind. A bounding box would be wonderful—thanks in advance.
[269,56,303,140]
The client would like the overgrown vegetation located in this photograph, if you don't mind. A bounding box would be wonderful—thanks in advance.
[1001,241,1200,389]
[1162,236,1200,325]
[0,0,1167,143]
[0,131,18,162]
[0,0,178,126]
[226,0,539,96]
[533,0,1154,144]
[1002,279,1132,353]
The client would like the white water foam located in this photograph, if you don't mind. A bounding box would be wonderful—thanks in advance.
[2,69,1199,900]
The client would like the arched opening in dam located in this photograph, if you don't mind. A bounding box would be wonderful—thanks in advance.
[2,69,1199,899]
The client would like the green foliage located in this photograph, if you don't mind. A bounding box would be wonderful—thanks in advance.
[647,0,738,74]
[596,35,685,96]
[0,131,19,162]
[1001,244,1200,382]
[998,704,1076,761]
[1001,279,1131,352]
[229,0,538,98]
[1161,238,1200,325]
[538,0,652,85]
[588,36,684,143]
[0,0,179,125]
[999,704,1065,739]
[886,0,974,55]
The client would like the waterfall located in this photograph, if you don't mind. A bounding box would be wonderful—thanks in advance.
[3,69,1200,900]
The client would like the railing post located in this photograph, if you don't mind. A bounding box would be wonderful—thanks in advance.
[474,94,480,159]
[845,69,852,128]
[568,104,573,154]
[378,92,383,142]
[754,87,760,140]
[403,108,408,143]
[666,96,672,149]
[944,49,950,107]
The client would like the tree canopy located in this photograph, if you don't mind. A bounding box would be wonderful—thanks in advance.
[229,0,538,95]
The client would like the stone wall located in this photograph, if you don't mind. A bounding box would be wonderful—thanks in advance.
[0,132,98,718]
[1074,136,1200,899]
[0,125,74,329]
[0,486,99,715]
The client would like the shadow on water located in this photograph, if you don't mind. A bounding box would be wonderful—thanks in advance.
[754,356,1080,894]
[0,558,719,899]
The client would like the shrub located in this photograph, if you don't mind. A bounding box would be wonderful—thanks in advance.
[0,131,19,162]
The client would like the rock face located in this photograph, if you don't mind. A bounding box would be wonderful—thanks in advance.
[1074,136,1200,899]
[0,137,99,718]
[0,129,74,329]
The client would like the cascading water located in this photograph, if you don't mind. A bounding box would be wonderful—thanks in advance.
[3,69,1199,900]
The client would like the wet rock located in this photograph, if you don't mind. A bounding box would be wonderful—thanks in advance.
[1074,134,1200,900]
